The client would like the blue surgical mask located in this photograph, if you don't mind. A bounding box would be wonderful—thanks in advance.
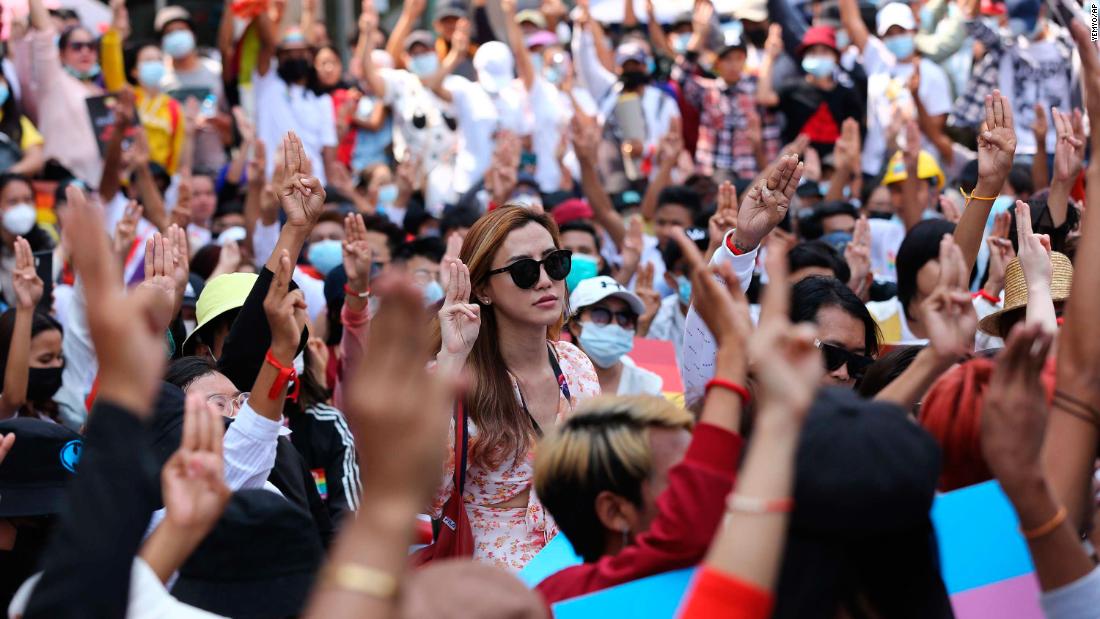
[531,54,544,74]
[65,63,101,80]
[308,239,344,276]
[578,321,634,368]
[566,253,600,291]
[672,33,692,54]
[981,16,1002,31]
[801,55,836,78]
[408,53,439,77]
[138,61,166,88]
[0,83,9,107]
[820,230,853,254]
[423,279,445,306]
[676,275,692,307]
[883,34,915,59]
[163,30,196,59]
[377,183,398,205]
[544,65,563,85]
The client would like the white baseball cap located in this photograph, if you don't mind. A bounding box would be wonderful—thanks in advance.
[569,275,645,317]
[473,41,515,93]
[876,3,917,37]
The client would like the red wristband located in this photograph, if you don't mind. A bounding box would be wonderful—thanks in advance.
[705,378,751,406]
[972,290,1000,304]
[265,349,301,403]
[344,284,369,299]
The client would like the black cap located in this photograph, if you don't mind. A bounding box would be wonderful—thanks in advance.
[0,419,82,518]
[172,490,324,619]
[433,0,468,21]
[405,29,437,52]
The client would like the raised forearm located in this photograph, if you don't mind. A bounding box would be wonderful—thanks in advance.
[580,161,626,248]
[699,348,746,433]
[0,308,32,418]
[1001,474,1094,591]
[139,522,207,583]
[136,166,169,231]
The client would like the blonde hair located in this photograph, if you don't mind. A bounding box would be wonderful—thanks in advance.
[431,206,565,469]
[533,395,693,562]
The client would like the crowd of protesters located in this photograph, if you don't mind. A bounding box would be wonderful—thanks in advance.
[1,0,1100,616]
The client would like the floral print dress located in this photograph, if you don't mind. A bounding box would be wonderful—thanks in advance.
[430,340,600,571]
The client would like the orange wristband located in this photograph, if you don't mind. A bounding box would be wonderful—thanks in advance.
[1021,506,1067,540]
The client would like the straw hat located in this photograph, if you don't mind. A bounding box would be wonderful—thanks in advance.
[977,252,1073,338]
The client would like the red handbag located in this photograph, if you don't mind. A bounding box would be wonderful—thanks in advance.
[411,401,474,565]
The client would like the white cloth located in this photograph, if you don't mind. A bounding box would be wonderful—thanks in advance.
[253,65,337,186]
[1041,564,1100,619]
[680,231,759,406]
[251,220,281,268]
[868,217,907,283]
[860,37,953,175]
[291,267,327,322]
[8,560,226,619]
[647,294,687,365]
[1001,34,1075,156]
[448,75,531,195]
[616,355,663,396]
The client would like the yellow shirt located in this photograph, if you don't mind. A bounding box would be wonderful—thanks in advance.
[0,112,45,151]
[135,88,185,175]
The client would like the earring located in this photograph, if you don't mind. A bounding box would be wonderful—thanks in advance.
[479,297,491,305]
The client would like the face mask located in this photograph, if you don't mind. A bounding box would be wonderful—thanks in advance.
[65,63,101,80]
[621,69,648,89]
[672,33,692,54]
[676,275,692,307]
[883,34,915,59]
[530,54,544,74]
[801,55,836,78]
[0,83,9,107]
[377,183,398,205]
[835,29,851,50]
[423,280,445,306]
[162,30,196,58]
[27,366,63,401]
[578,321,634,368]
[544,65,563,84]
[277,57,312,83]
[566,253,600,291]
[183,318,197,337]
[138,60,166,88]
[308,239,344,276]
[408,53,439,77]
[3,203,36,235]
[820,230,854,254]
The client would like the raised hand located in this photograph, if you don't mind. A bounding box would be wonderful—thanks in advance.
[844,214,872,300]
[764,23,783,59]
[1015,200,1055,332]
[137,230,186,333]
[247,138,267,188]
[938,194,962,223]
[833,118,861,173]
[1031,102,1048,146]
[211,240,242,278]
[618,217,644,277]
[1052,108,1086,183]
[707,180,738,252]
[692,0,714,33]
[161,391,231,532]
[658,117,684,168]
[264,249,309,361]
[11,236,43,310]
[673,227,752,353]
[976,89,1018,189]
[733,154,803,252]
[451,18,472,57]
[277,132,326,229]
[902,117,921,170]
[172,180,193,229]
[436,257,481,366]
[439,231,463,293]
[985,211,1015,298]
[112,200,142,259]
[633,262,662,336]
[65,185,168,415]
[919,234,977,358]
[342,212,373,295]
[571,112,601,164]
[751,237,824,415]
[980,322,1055,489]
[348,275,453,503]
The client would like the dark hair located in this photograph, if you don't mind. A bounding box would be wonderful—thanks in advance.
[798,201,858,241]
[789,241,851,283]
[361,214,405,256]
[129,162,171,195]
[656,185,701,216]
[558,221,602,253]
[1007,196,1079,256]
[122,40,158,86]
[858,345,924,398]
[214,200,245,218]
[57,25,97,53]
[790,276,880,357]
[394,236,446,263]
[896,219,956,321]
[189,244,222,281]
[323,265,348,346]
[0,309,62,378]
[0,73,23,146]
[954,159,980,196]
[1007,163,1033,197]
[440,205,481,240]
[660,228,709,274]
[164,356,220,391]
[0,172,32,198]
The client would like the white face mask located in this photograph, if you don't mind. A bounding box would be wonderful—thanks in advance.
[577,321,634,368]
[3,203,36,236]
[183,319,197,337]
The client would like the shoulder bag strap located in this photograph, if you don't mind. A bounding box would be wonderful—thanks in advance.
[454,400,469,494]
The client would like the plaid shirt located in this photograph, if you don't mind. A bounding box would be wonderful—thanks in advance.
[951,22,1076,128]
[674,56,780,180]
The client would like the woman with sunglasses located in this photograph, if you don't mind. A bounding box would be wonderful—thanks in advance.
[565,275,663,396]
[789,276,880,387]
[432,206,601,570]
[18,0,104,184]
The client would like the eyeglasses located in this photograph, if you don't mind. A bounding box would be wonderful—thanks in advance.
[66,41,97,52]
[815,340,873,380]
[207,392,250,417]
[488,249,572,290]
[585,306,638,329]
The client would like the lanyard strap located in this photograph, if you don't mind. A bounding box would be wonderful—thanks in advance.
[515,344,571,437]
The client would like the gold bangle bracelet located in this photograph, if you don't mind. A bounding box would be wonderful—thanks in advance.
[323,563,399,600]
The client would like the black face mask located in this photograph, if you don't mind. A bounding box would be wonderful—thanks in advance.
[866,211,895,220]
[744,28,768,48]
[277,57,312,84]
[27,366,63,402]
[620,70,649,90]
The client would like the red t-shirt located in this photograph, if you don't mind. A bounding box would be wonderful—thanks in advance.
[679,567,774,619]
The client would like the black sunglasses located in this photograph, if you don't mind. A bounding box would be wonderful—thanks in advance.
[815,340,874,379]
[67,41,97,52]
[585,306,638,329]
[488,249,572,289]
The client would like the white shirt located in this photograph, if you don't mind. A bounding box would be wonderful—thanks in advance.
[868,217,907,283]
[1042,564,1100,619]
[253,65,337,186]
[680,231,759,407]
[647,294,687,365]
[860,37,953,175]
[616,355,663,396]
[291,266,327,322]
[448,75,531,195]
[1002,34,1074,156]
